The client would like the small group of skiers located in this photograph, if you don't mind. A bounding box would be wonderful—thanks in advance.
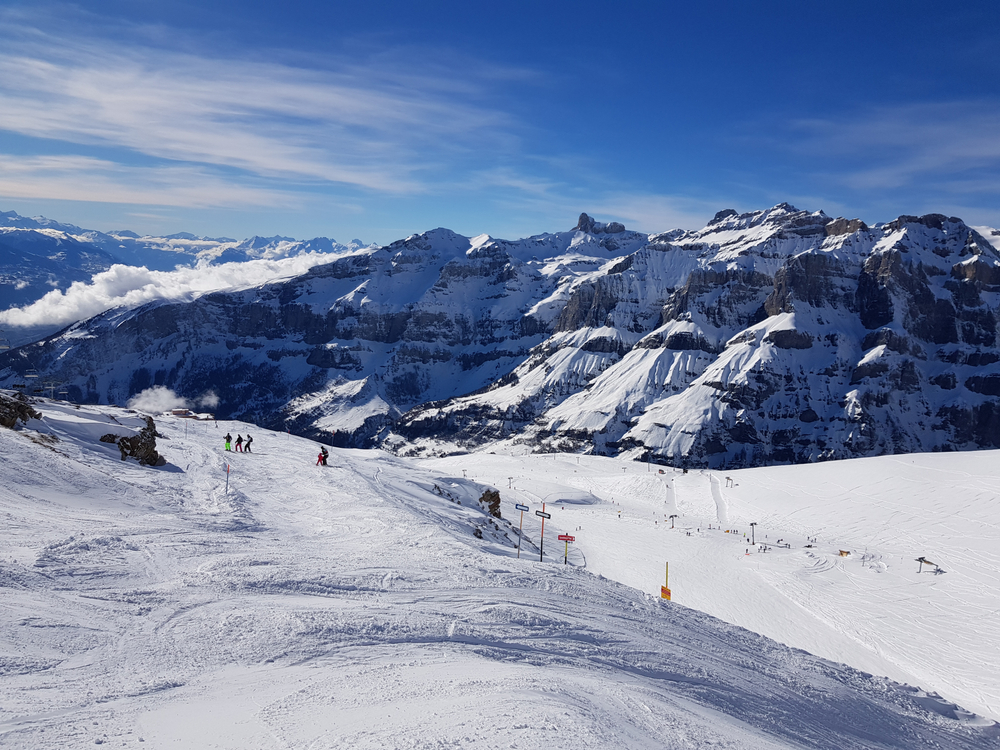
[220,427,333,466]
[224,432,253,452]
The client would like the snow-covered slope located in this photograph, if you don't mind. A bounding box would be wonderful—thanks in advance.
[428,449,1000,722]
[0,394,997,748]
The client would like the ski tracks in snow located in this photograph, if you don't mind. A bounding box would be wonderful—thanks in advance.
[2,407,998,748]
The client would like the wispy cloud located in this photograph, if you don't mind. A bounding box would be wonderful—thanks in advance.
[0,11,523,204]
[786,102,1000,192]
[0,154,293,207]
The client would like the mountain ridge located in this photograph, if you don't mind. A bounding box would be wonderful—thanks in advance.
[1,205,998,469]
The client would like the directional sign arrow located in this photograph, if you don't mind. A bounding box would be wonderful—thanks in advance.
[535,511,551,519]
[558,534,575,541]
[515,504,529,512]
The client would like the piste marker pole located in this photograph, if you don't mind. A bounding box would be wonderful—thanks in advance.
[558,534,575,564]
[515,503,529,558]
[536,504,551,561]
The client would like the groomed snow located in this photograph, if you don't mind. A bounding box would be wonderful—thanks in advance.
[429,451,1000,721]
[1,397,997,748]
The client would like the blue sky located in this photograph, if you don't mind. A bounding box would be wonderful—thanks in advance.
[1,0,999,244]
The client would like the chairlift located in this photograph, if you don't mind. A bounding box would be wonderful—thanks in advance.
[0,339,9,350]
[32,388,43,394]
[25,369,39,379]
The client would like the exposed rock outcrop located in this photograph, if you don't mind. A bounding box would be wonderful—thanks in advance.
[574,213,626,235]
[0,391,42,429]
[100,416,166,466]
[479,489,502,519]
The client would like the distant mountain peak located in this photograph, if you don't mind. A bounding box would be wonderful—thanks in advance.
[574,213,626,235]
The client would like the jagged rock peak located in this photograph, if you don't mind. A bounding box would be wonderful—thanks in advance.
[886,213,967,233]
[574,213,626,235]
[825,217,869,236]
[709,209,738,225]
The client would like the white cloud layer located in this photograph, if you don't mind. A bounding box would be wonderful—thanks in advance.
[0,252,340,328]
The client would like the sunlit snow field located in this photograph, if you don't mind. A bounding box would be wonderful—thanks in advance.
[1,397,998,748]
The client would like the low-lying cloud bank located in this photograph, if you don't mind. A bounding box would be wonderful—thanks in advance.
[0,252,340,329]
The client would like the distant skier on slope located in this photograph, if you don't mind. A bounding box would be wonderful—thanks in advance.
[224,433,232,451]
[317,446,329,466]
[244,434,253,453]
[235,434,244,452]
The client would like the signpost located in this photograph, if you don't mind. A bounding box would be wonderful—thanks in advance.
[558,534,575,564]
[661,561,671,601]
[515,503,529,558]
[536,505,551,562]
[225,464,231,494]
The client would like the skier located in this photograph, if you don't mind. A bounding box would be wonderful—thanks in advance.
[235,434,244,452]
[224,432,232,451]
[244,434,253,453]
[317,446,329,466]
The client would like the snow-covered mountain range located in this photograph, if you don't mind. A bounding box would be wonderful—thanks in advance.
[2,394,998,746]
[0,209,370,308]
[2,204,999,468]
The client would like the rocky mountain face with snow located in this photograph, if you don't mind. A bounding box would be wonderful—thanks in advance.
[2,204,998,468]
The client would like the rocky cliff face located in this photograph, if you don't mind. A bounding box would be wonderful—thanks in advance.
[2,206,998,467]
[394,206,1000,466]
